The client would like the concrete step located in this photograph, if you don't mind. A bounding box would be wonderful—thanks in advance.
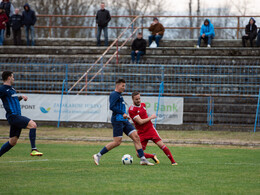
[3,38,254,48]
[1,46,260,56]
[0,54,259,65]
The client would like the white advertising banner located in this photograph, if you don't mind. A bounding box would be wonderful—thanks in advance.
[0,94,183,125]
[0,94,108,122]
[108,96,183,125]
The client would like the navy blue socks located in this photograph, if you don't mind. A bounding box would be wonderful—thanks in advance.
[0,141,13,157]
[98,146,109,156]
[29,128,37,149]
[137,149,145,158]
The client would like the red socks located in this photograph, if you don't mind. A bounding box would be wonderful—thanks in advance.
[161,145,176,163]
[139,145,176,164]
[144,153,154,158]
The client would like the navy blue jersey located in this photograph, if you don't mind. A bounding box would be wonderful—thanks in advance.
[0,85,21,119]
[109,91,127,122]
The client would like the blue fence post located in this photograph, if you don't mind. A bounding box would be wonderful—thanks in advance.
[65,64,68,93]
[57,79,66,128]
[207,96,214,126]
[155,66,165,128]
[254,89,260,133]
[155,82,164,128]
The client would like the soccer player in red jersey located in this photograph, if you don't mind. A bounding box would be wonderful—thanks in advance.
[128,91,178,165]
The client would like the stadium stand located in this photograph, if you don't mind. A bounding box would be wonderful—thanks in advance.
[0,38,259,129]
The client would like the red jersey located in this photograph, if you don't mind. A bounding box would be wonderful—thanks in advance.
[128,103,154,134]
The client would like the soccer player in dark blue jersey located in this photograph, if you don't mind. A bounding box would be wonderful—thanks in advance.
[93,78,153,165]
[0,71,43,157]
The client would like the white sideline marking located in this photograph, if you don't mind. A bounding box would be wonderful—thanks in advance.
[0,159,84,164]
[1,159,259,166]
[181,162,260,166]
[0,159,49,163]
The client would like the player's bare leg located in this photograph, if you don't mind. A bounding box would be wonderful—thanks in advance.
[93,137,122,165]
[129,131,154,166]
[9,136,19,146]
[105,137,122,150]
[26,120,43,156]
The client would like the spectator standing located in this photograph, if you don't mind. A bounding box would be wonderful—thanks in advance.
[131,32,146,64]
[148,17,165,47]
[22,3,36,46]
[242,17,257,47]
[96,2,111,46]
[196,19,215,48]
[0,7,8,45]
[0,0,14,38]
[10,8,22,45]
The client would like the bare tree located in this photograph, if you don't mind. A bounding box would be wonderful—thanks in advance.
[189,0,193,38]
[196,0,201,37]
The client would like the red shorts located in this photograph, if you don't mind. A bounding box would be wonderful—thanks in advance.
[138,128,161,150]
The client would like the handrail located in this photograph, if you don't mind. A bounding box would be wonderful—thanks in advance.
[35,15,260,39]
[68,16,140,94]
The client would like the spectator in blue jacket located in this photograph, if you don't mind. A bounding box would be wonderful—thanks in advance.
[22,3,36,46]
[196,19,215,48]
[10,8,23,45]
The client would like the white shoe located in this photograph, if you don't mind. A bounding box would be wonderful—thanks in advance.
[196,45,200,48]
[207,44,211,48]
[140,159,154,166]
[93,154,101,165]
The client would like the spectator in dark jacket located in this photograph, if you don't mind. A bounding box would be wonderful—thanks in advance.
[22,3,36,46]
[0,7,8,45]
[148,17,165,47]
[10,8,23,45]
[0,0,14,38]
[242,17,257,47]
[96,2,111,46]
[131,32,147,64]
[257,29,260,47]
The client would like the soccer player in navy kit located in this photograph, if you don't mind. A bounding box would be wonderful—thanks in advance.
[0,71,43,157]
[93,78,153,165]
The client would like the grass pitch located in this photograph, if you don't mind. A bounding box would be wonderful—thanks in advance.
[0,141,259,194]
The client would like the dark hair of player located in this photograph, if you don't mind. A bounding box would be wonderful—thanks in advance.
[132,91,140,99]
[2,71,13,81]
[115,78,126,84]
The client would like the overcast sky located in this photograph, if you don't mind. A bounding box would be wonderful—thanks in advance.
[165,0,259,15]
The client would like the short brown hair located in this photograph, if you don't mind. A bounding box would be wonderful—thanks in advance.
[132,91,140,99]
[2,71,13,81]
[116,78,126,84]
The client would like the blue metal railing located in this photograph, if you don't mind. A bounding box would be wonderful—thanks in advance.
[0,60,259,127]
[0,60,259,97]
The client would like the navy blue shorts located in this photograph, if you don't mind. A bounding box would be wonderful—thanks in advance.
[7,115,31,138]
[112,120,135,137]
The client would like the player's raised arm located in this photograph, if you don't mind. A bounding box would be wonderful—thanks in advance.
[133,114,156,125]
[18,95,28,101]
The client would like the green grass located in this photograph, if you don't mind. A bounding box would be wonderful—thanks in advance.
[0,142,259,194]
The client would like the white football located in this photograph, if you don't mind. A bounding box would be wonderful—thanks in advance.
[122,154,133,165]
